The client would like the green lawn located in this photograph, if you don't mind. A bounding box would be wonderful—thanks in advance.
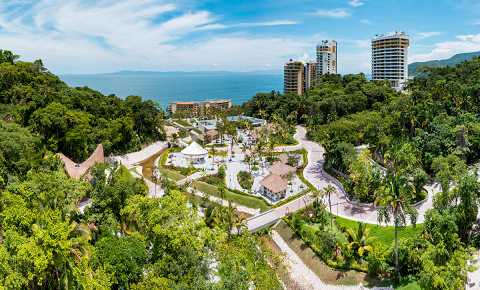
[333,215,423,247]
[160,169,186,181]
[304,219,347,244]
[190,180,271,213]
[175,119,192,127]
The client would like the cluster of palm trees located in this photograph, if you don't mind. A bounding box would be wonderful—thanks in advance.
[195,187,247,238]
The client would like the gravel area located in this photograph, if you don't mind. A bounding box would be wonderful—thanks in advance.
[271,230,394,290]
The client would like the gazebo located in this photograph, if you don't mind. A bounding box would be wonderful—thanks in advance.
[181,141,208,164]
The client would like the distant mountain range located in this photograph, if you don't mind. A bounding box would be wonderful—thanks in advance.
[100,69,284,76]
[408,51,480,76]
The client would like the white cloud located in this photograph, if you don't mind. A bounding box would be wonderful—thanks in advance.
[473,19,480,25]
[349,0,364,7]
[297,53,310,63]
[315,9,351,18]
[409,33,480,63]
[360,19,371,24]
[417,31,443,40]
[0,0,308,73]
[213,64,219,66]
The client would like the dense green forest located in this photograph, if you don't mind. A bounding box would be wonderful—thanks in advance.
[0,50,166,166]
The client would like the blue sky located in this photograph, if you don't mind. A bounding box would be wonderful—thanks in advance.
[1,0,480,74]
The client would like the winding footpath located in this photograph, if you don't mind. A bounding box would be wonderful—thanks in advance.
[246,125,438,231]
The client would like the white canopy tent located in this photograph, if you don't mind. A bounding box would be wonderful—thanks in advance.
[181,141,208,164]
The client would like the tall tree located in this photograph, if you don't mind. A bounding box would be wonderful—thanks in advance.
[375,174,418,277]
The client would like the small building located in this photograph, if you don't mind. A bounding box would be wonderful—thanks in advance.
[267,161,297,177]
[259,173,288,201]
[279,153,301,167]
[181,141,208,164]
[196,129,219,145]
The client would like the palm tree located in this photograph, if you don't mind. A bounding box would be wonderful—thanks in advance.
[240,142,250,155]
[320,182,338,231]
[345,222,377,257]
[255,140,266,174]
[244,154,252,174]
[268,137,277,163]
[375,174,417,277]
[210,147,217,169]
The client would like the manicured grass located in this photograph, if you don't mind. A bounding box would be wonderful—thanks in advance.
[190,180,272,213]
[192,128,202,134]
[160,169,186,182]
[175,119,192,127]
[276,220,421,289]
[333,215,423,247]
[304,220,347,244]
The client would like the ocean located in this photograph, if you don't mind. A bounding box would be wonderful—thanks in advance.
[58,75,284,112]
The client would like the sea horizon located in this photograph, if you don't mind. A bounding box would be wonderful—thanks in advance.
[59,74,284,112]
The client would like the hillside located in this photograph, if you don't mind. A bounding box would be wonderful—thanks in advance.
[408,51,480,76]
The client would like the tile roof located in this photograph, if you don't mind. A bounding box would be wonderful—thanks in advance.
[259,173,288,193]
[206,129,219,136]
[268,161,296,176]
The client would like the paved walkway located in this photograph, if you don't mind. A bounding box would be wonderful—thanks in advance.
[246,126,437,231]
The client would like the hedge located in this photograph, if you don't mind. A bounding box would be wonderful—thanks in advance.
[283,217,367,272]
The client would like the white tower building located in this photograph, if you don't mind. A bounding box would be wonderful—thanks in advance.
[316,40,337,77]
[371,31,409,88]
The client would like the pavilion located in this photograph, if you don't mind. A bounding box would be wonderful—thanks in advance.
[181,141,208,164]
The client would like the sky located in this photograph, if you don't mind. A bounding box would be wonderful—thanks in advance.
[1,0,480,74]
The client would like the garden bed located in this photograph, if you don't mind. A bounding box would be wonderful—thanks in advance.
[162,164,201,176]
[237,171,253,189]
[198,173,225,186]
[175,119,192,127]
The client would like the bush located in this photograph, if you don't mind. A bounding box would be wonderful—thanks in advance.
[251,166,259,171]
[198,174,224,186]
[237,171,252,189]
[218,165,226,180]
[162,164,200,176]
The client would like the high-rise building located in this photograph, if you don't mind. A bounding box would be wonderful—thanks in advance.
[371,31,409,88]
[284,59,304,95]
[316,40,337,77]
[304,61,317,91]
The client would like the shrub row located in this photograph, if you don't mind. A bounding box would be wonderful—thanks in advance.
[283,217,367,272]
[159,149,170,166]
[162,164,201,176]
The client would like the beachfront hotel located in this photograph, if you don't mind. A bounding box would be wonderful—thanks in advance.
[168,100,232,114]
[316,40,337,76]
[371,31,409,88]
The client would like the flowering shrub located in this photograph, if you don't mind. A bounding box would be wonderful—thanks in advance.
[237,171,252,189]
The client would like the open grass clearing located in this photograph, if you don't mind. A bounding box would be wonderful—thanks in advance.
[190,180,271,213]
[160,169,186,182]
[333,215,423,247]
[275,220,420,289]
[175,119,192,127]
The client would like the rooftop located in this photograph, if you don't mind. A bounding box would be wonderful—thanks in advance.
[259,173,288,193]
[268,161,296,176]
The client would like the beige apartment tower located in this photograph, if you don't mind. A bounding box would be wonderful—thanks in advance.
[304,61,317,91]
[371,31,409,88]
[168,100,232,114]
[284,59,304,95]
[316,40,337,77]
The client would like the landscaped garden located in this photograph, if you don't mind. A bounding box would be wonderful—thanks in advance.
[175,119,192,127]
[237,171,252,189]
